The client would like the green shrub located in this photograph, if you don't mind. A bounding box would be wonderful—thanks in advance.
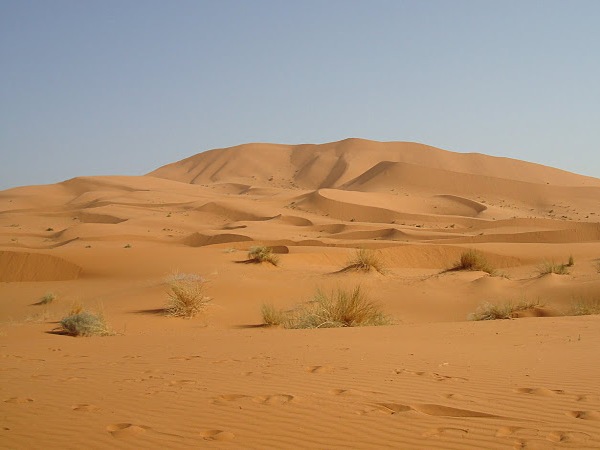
[343,248,386,274]
[37,292,56,305]
[248,246,279,266]
[59,311,111,336]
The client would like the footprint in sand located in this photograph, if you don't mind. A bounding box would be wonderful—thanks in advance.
[423,427,468,438]
[496,426,522,437]
[546,430,590,443]
[72,403,100,412]
[106,423,150,438]
[306,365,335,374]
[4,397,33,404]
[199,429,235,441]
[253,394,296,405]
[566,410,600,420]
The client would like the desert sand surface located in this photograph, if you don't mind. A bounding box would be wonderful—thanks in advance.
[1,138,600,449]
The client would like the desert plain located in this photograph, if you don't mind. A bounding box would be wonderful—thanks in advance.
[1,138,600,449]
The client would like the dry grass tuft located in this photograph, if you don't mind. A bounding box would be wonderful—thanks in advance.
[36,292,56,305]
[343,248,386,274]
[165,274,209,318]
[537,260,569,276]
[593,260,600,273]
[58,308,111,336]
[262,287,391,329]
[569,299,600,316]
[248,246,279,266]
[452,250,495,274]
[260,303,287,327]
[468,300,542,321]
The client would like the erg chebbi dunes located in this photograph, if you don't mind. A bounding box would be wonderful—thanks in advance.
[1,138,600,449]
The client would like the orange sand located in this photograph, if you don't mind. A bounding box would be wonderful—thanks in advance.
[1,139,599,449]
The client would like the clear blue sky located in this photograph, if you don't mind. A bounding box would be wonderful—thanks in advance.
[1,0,599,190]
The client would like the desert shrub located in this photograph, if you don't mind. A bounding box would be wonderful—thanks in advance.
[594,260,600,273]
[59,311,111,336]
[268,286,391,329]
[569,299,600,316]
[165,274,209,318]
[260,303,287,326]
[343,248,386,274]
[567,255,575,267]
[37,292,56,305]
[468,300,542,321]
[537,261,569,276]
[248,246,279,266]
[452,250,495,274]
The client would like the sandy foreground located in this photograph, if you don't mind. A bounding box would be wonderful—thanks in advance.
[1,139,600,449]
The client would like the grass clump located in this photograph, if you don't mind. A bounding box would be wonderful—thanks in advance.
[468,300,542,321]
[36,292,56,305]
[260,303,287,327]
[261,287,391,329]
[569,299,600,316]
[248,246,279,266]
[537,260,569,276]
[59,310,111,336]
[593,260,600,273]
[452,250,495,274]
[165,274,209,318]
[343,248,386,274]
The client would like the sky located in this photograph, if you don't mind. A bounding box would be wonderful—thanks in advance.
[1,0,599,190]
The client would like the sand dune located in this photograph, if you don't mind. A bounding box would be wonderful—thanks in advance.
[2,139,600,449]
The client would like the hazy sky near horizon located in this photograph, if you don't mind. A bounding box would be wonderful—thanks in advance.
[1,0,599,190]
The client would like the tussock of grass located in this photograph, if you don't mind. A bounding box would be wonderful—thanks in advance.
[36,292,56,305]
[165,274,209,318]
[567,255,575,267]
[343,248,386,274]
[594,260,600,273]
[260,303,287,326]
[59,310,111,336]
[569,299,600,316]
[452,250,495,274]
[248,246,279,266]
[468,300,542,321]
[537,261,569,276]
[261,287,391,329]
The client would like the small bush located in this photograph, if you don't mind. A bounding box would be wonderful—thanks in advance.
[165,275,209,318]
[263,286,391,329]
[537,261,569,276]
[37,292,56,305]
[343,248,386,274]
[567,255,575,267]
[569,299,600,316]
[452,250,495,274]
[248,246,279,266]
[468,300,542,321]
[59,311,111,336]
[594,260,600,273]
[260,303,287,326]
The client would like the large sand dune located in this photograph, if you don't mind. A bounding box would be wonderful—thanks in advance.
[1,139,599,449]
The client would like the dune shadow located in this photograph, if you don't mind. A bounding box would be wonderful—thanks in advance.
[234,259,261,264]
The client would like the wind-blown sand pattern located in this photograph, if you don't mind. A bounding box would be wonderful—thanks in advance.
[1,139,600,449]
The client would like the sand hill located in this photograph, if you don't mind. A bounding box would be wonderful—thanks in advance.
[1,139,600,449]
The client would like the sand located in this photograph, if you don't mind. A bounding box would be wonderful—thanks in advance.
[1,138,599,449]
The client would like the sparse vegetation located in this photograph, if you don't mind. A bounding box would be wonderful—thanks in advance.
[451,250,495,275]
[343,248,386,274]
[537,260,569,276]
[124,244,132,248]
[569,299,600,316]
[248,246,279,266]
[58,309,111,336]
[261,286,391,329]
[468,300,542,321]
[260,303,286,326]
[165,274,209,318]
[594,260,600,273]
[567,255,575,267]
[37,292,56,305]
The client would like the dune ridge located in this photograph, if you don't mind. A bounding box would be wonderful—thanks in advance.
[1,138,600,449]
